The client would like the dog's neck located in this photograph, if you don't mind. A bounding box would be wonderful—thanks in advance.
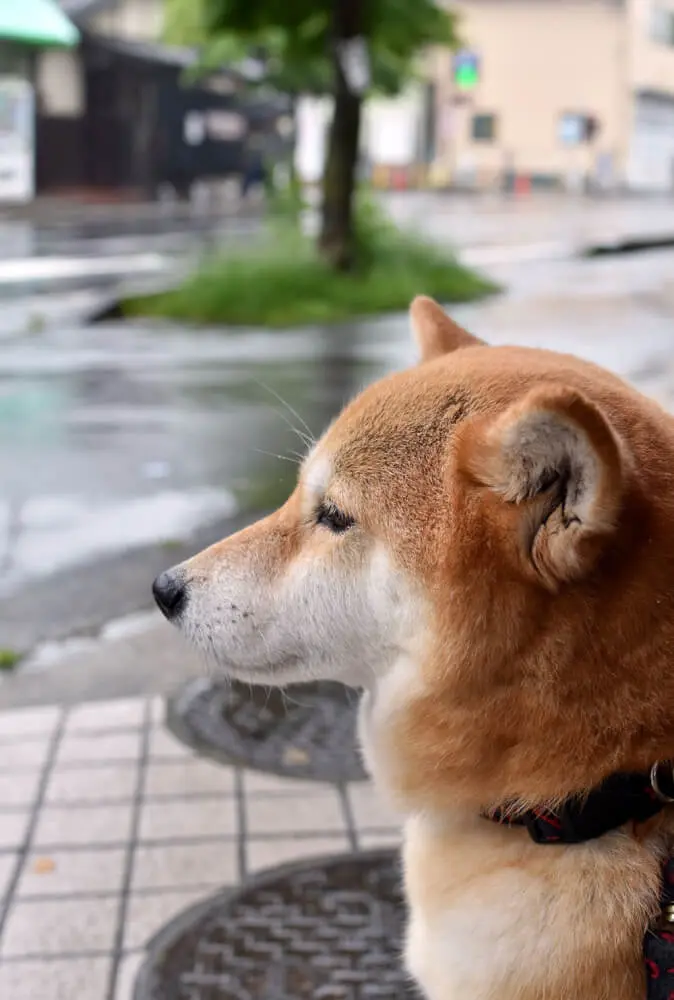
[485,765,674,845]
[359,673,674,843]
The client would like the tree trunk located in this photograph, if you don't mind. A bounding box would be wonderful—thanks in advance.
[288,92,301,207]
[318,0,364,271]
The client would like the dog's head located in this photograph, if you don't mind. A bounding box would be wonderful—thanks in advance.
[155,297,674,811]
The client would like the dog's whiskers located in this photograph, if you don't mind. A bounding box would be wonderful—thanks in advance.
[253,377,316,448]
[253,449,302,466]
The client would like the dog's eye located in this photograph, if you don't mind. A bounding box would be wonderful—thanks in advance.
[316,501,354,534]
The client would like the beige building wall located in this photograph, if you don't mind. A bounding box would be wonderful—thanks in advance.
[36,0,164,124]
[91,0,164,41]
[434,0,627,187]
[629,0,674,92]
[623,0,674,189]
[36,50,85,117]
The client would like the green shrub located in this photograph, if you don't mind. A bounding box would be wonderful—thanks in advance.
[124,198,499,328]
[0,649,21,671]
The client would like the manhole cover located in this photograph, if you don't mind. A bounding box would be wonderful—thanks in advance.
[135,848,416,1000]
[167,678,367,782]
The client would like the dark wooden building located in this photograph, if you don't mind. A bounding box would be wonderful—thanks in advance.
[34,31,292,198]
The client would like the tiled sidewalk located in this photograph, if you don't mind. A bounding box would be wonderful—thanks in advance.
[0,697,401,1000]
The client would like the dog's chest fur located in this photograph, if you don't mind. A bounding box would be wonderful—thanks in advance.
[402,812,664,1000]
[358,691,666,1000]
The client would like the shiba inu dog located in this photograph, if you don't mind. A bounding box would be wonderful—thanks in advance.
[154,296,674,1000]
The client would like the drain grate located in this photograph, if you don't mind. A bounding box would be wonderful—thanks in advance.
[134,848,416,1000]
[167,678,367,782]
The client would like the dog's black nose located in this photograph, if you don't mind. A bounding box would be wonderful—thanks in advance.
[152,570,186,620]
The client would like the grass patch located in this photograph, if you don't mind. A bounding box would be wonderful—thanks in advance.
[161,538,184,551]
[123,200,499,328]
[0,649,21,672]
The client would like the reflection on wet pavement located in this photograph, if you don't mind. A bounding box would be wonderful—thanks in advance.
[0,317,388,598]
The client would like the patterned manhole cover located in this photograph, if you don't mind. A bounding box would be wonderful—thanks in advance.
[134,848,416,1000]
[167,677,367,782]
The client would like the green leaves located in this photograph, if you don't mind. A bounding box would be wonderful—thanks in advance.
[203,0,322,37]
[122,198,497,328]
[164,0,209,46]
[164,0,458,96]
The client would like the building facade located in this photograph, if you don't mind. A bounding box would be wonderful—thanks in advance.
[30,0,290,198]
[0,0,79,202]
[294,85,431,188]
[430,0,674,193]
[34,0,164,193]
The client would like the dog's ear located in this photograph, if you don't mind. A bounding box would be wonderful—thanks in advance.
[459,386,624,589]
[410,296,485,362]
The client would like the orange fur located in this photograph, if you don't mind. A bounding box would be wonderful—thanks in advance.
[165,295,674,1000]
[410,295,486,359]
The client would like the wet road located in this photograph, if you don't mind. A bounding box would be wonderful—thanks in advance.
[3,198,674,660]
[0,314,395,652]
[0,213,261,301]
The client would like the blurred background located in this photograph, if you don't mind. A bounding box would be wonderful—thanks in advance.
[3,4,674,1000]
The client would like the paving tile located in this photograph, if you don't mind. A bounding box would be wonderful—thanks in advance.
[145,758,235,798]
[45,765,137,805]
[66,698,146,733]
[1,896,118,957]
[359,832,403,850]
[0,810,30,850]
[0,771,42,810]
[33,804,133,849]
[18,848,126,898]
[55,731,141,766]
[245,788,345,835]
[0,851,18,897]
[243,771,336,796]
[0,957,111,1000]
[147,728,196,761]
[0,739,51,771]
[115,952,144,1000]
[123,888,212,950]
[0,706,60,741]
[347,781,402,831]
[132,840,237,891]
[139,798,237,842]
[149,696,165,727]
[247,835,350,874]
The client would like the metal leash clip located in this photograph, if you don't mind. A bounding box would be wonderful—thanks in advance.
[650,760,674,803]
[655,902,674,932]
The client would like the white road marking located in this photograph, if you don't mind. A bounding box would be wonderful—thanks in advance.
[0,253,171,285]
[461,240,575,266]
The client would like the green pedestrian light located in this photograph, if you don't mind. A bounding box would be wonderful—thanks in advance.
[453,50,479,91]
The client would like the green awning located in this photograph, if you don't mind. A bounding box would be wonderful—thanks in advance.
[0,0,80,47]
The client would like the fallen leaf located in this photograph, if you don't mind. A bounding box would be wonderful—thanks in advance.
[32,857,56,875]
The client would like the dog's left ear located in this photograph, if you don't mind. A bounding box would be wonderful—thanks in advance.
[410,296,485,362]
[459,386,625,589]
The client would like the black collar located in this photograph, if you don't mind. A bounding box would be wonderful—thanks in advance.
[486,762,674,845]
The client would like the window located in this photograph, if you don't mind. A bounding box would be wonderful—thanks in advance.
[650,4,674,45]
[559,113,584,146]
[558,113,599,146]
[472,113,496,142]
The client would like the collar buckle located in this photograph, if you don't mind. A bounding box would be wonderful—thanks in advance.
[650,761,674,803]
